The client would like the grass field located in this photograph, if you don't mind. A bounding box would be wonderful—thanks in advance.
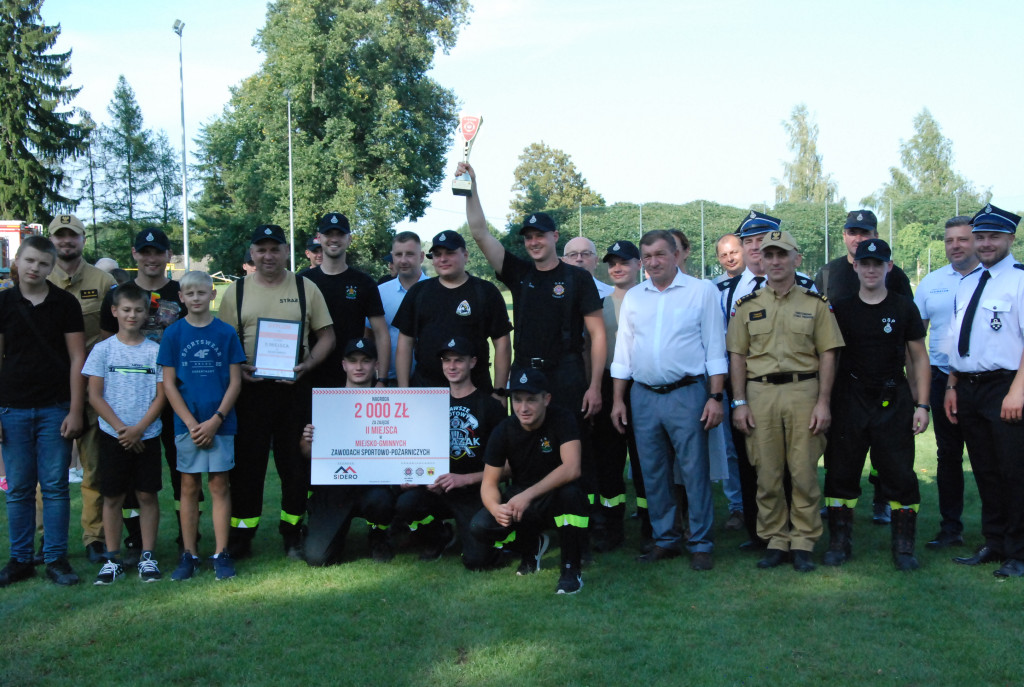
[2,429,1023,686]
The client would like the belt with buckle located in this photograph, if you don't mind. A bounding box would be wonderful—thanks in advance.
[748,372,818,385]
[639,375,702,394]
[962,369,1015,385]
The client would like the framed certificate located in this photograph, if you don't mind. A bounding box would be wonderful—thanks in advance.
[310,387,449,485]
[252,318,301,380]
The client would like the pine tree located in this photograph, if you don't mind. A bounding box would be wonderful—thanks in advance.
[0,0,86,222]
[98,75,157,223]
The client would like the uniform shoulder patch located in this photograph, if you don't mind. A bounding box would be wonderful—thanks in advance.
[717,275,739,292]
[733,290,760,308]
[795,274,815,289]
[804,289,829,303]
[1014,263,1024,271]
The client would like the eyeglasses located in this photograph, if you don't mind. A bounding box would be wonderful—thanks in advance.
[565,251,595,260]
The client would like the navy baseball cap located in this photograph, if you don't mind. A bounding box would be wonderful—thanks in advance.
[343,337,377,359]
[971,203,1020,234]
[317,212,351,234]
[844,210,878,232]
[437,335,475,358]
[429,230,466,254]
[251,224,287,244]
[383,253,394,264]
[508,367,549,394]
[243,248,254,264]
[305,235,322,251]
[854,238,891,261]
[519,212,557,235]
[134,228,171,252]
[603,240,640,262]
[737,211,781,238]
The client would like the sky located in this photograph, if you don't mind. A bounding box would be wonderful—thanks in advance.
[43,0,1024,240]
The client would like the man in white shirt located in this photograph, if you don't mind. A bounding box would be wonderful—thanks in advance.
[913,216,978,549]
[610,230,727,570]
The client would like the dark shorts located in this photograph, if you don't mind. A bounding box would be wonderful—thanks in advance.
[98,432,162,497]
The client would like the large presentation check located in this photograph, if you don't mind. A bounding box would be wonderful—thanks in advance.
[310,387,449,485]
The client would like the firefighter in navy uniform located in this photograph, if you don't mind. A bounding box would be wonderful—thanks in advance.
[945,204,1024,578]
[821,238,931,571]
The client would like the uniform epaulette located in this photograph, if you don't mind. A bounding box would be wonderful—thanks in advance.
[1014,263,1023,271]
[717,275,739,292]
[795,274,815,289]
[804,289,829,303]
[733,290,760,308]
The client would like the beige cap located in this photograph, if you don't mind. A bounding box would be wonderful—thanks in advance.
[47,214,85,236]
[759,229,799,253]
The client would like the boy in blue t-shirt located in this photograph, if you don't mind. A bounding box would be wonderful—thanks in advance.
[83,283,166,585]
[159,271,245,581]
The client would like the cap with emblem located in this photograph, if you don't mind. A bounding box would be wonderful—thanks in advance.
[47,214,86,236]
[518,212,557,235]
[305,235,322,251]
[853,237,891,261]
[343,337,378,359]
[736,210,781,238]
[970,203,1020,234]
[507,367,550,394]
[602,239,640,262]
[250,224,287,244]
[759,230,800,253]
[429,230,466,255]
[316,212,351,234]
[134,228,171,252]
[844,210,878,233]
[436,335,475,358]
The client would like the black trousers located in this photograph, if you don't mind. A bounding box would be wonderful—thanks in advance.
[591,371,631,522]
[824,379,920,507]
[229,380,310,538]
[956,372,1024,559]
[470,481,587,569]
[929,367,966,535]
[305,485,395,566]
[395,486,498,569]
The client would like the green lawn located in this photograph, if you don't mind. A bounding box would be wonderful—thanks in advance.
[2,430,1022,686]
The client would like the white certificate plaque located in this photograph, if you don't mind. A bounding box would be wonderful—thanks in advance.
[252,318,301,381]
[310,387,449,485]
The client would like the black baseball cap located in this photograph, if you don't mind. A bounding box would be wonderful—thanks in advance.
[603,240,640,262]
[317,212,351,234]
[844,210,878,233]
[437,335,475,358]
[429,230,466,254]
[343,337,377,359]
[134,228,171,252]
[305,235,322,251]
[251,224,287,244]
[853,238,891,261]
[508,367,549,394]
[519,212,557,235]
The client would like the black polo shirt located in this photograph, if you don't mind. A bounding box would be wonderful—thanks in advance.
[0,283,85,407]
[484,405,579,490]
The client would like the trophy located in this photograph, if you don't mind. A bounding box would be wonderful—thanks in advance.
[452,113,483,197]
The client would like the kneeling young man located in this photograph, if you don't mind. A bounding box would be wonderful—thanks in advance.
[470,368,588,594]
[394,336,506,567]
[300,339,395,565]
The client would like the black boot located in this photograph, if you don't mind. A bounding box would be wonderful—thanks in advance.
[594,516,625,553]
[280,521,304,560]
[823,505,853,566]
[227,527,255,560]
[891,508,920,571]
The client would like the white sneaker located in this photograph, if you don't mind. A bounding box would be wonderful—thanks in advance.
[68,468,83,484]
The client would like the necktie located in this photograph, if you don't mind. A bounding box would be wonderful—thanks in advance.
[957,269,990,357]
[753,276,765,291]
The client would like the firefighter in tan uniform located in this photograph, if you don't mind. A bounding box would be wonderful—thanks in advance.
[726,230,844,572]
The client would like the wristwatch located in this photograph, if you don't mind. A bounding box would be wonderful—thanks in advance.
[915,404,931,412]
[709,392,724,402]
[730,399,748,409]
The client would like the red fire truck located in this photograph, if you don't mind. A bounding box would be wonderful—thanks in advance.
[0,220,44,279]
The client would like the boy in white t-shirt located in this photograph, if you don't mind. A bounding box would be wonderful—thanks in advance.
[83,283,166,584]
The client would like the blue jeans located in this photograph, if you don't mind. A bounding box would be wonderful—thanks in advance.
[2,404,73,563]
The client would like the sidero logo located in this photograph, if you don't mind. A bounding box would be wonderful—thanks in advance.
[333,465,358,480]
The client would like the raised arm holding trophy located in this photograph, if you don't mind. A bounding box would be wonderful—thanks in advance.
[452,113,482,197]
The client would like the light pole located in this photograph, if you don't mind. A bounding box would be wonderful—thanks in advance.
[285,89,295,271]
[172,20,189,271]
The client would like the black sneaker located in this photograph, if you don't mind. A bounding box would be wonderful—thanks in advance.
[516,534,550,576]
[872,502,892,525]
[94,559,125,586]
[555,567,583,595]
[85,541,105,564]
[0,558,36,587]
[419,523,457,562]
[45,557,80,586]
[137,552,162,582]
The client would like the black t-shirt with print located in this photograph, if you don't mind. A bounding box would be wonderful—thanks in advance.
[483,404,580,490]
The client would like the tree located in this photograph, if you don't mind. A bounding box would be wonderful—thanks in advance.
[98,75,157,223]
[0,0,86,222]
[151,131,181,226]
[773,104,840,205]
[508,142,605,223]
[191,0,471,275]
[67,110,101,254]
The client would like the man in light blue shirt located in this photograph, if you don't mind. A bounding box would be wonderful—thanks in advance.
[374,232,426,383]
[913,216,979,549]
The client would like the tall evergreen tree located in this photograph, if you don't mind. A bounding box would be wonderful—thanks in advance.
[0,0,86,222]
[98,75,156,223]
[151,131,181,225]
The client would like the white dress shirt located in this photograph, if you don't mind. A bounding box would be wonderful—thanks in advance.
[914,263,981,371]
[611,268,728,385]
[948,253,1024,373]
[594,276,614,299]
